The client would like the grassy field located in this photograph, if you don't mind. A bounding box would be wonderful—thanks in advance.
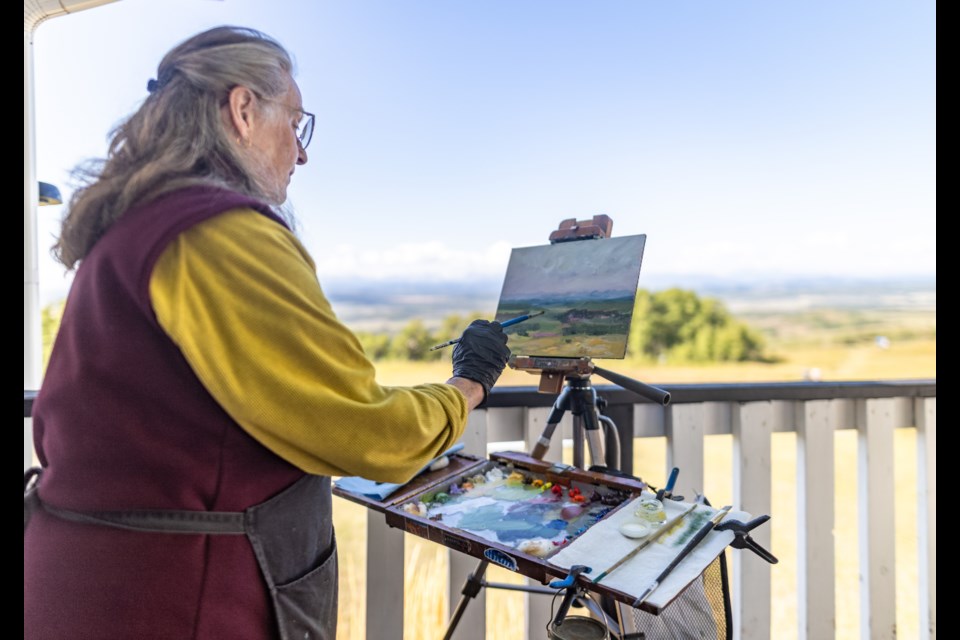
[333,336,935,639]
[372,337,936,387]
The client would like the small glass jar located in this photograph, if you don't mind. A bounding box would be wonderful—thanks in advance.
[634,497,666,523]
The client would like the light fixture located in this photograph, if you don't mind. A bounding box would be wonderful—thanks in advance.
[39,181,62,206]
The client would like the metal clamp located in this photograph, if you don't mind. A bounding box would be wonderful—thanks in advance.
[714,515,779,564]
[547,462,575,475]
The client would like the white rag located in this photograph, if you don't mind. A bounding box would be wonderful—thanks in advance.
[334,443,465,500]
[548,492,745,611]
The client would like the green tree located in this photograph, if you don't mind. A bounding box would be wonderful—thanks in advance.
[354,332,391,361]
[628,288,767,363]
[388,319,441,361]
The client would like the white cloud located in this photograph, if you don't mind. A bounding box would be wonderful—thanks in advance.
[314,240,513,281]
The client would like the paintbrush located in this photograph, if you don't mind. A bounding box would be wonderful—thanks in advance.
[592,501,700,584]
[428,310,544,351]
[631,505,732,607]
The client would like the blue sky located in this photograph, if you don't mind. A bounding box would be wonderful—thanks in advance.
[31,0,936,305]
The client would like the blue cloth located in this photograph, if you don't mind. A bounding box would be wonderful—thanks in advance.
[335,443,465,500]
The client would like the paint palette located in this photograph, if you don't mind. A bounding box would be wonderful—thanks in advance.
[334,451,647,594]
[401,459,634,560]
[333,450,758,614]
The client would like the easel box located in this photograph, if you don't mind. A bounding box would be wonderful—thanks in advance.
[334,451,671,608]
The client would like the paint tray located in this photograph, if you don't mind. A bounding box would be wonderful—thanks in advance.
[336,451,653,603]
[334,450,748,614]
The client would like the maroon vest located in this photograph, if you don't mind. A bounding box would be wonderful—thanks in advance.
[26,186,308,639]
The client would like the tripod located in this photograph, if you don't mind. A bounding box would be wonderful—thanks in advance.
[443,359,670,640]
[528,360,670,471]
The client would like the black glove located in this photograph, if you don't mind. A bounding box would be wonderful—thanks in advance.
[451,319,511,401]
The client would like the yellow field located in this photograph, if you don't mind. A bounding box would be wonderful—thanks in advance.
[373,338,936,387]
[333,338,935,639]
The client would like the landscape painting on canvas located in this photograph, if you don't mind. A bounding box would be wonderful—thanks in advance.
[494,235,646,359]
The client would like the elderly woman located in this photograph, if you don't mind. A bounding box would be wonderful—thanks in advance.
[24,26,509,640]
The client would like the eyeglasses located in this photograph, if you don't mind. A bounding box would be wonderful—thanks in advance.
[259,95,315,150]
[295,110,315,150]
[284,107,315,150]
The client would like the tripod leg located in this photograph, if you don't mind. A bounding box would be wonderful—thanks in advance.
[577,387,607,469]
[443,559,489,640]
[531,386,571,459]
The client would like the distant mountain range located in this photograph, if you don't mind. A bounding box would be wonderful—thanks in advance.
[321,274,936,330]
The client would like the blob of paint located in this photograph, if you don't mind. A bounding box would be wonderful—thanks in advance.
[560,505,585,520]
[618,521,653,539]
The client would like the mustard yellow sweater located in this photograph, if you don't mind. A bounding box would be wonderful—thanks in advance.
[149,207,467,483]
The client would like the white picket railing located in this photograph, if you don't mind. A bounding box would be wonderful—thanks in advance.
[356,382,937,640]
[23,381,936,639]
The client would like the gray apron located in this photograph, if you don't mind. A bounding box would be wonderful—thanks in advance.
[24,468,337,640]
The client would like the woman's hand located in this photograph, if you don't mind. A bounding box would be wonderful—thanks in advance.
[449,319,511,407]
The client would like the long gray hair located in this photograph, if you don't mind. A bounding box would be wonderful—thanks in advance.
[54,26,296,270]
